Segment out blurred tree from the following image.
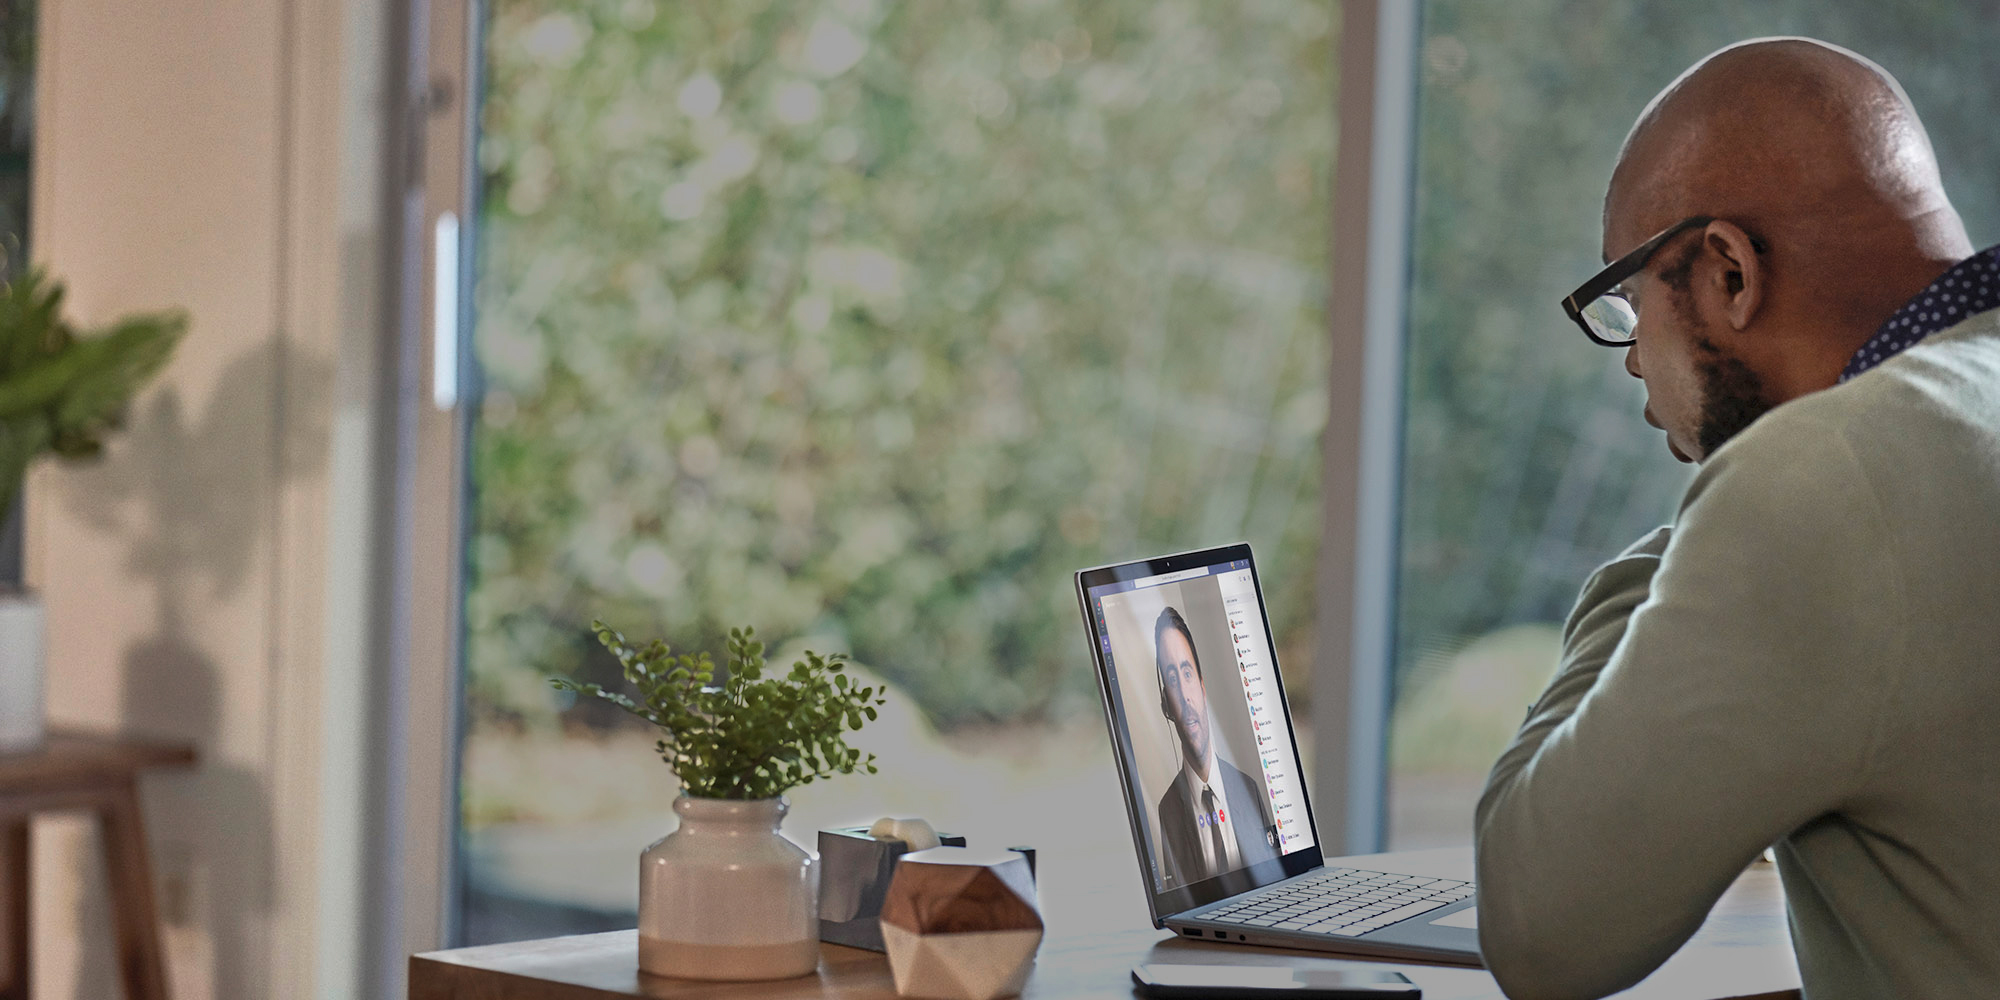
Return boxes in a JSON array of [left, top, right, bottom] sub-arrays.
[[465, 0, 2000, 756], [469, 0, 1337, 730]]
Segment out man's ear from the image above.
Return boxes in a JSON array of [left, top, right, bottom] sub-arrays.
[[1703, 220, 1763, 331]]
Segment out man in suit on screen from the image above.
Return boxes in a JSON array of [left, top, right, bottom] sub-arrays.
[[1151, 605, 1277, 889]]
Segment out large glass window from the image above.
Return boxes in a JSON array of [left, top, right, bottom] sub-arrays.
[[1388, 1, 2000, 848], [458, 0, 1337, 943]]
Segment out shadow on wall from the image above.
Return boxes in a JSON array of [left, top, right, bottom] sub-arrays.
[[57, 339, 330, 998]]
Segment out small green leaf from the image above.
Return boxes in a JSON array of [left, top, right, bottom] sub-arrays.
[[549, 623, 886, 799]]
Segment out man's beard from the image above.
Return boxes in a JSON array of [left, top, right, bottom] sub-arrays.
[[1673, 284, 1774, 457], [1693, 335, 1774, 456]]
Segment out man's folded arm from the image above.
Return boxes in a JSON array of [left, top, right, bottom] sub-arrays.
[[1474, 420, 1899, 1000]]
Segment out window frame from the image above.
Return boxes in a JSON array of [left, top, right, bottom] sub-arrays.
[[1316, 0, 1419, 856], [370, 0, 1418, 983]]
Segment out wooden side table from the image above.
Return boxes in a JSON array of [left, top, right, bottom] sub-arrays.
[[0, 730, 197, 1000]]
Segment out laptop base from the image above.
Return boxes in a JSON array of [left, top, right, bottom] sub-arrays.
[[1167, 896, 1482, 967]]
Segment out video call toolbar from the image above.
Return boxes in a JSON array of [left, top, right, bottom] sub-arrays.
[[1214, 567, 1312, 855]]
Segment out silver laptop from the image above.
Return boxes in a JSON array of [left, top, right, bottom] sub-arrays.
[[1075, 543, 1482, 965]]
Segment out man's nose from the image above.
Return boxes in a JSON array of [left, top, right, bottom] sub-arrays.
[[1624, 344, 1642, 378]]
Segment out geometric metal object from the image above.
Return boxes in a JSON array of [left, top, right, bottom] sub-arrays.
[[880, 847, 1043, 1000], [817, 826, 966, 951]]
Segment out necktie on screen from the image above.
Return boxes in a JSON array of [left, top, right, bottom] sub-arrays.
[[1202, 786, 1226, 870]]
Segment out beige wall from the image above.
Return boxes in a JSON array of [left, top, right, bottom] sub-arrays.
[[26, 0, 390, 996]]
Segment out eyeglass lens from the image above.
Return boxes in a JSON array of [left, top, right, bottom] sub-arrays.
[[1582, 293, 1638, 344]]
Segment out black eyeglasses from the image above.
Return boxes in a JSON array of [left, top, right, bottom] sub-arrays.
[[1562, 215, 1746, 347]]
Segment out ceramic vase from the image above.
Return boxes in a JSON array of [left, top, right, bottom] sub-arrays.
[[638, 794, 819, 981], [0, 589, 44, 753]]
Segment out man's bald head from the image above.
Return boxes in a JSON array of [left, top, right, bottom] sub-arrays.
[[1606, 38, 1969, 325], [1613, 39, 1946, 226], [1601, 39, 1975, 464]]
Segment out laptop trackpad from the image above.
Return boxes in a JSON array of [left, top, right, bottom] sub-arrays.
[[1431, 907, 1477, 929]]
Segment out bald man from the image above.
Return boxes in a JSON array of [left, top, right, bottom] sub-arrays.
[[1475, 38, 2000, 999]]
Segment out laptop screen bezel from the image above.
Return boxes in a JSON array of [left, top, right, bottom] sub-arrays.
[[1075, 542, 1325, 925]]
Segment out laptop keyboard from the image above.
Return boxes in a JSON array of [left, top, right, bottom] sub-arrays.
[[1200, 867, 1475, 938]]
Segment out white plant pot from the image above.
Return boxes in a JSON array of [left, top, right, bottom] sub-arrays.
[[0, 590, 45, 752], [638, 794, 819, 981]]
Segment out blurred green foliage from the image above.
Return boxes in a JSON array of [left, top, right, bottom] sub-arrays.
[[551, 623, 884, 799], [469, 0, 1336, 730], [467, 0, 2000, 744]]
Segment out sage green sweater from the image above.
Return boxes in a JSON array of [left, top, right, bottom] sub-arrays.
[[1476, 308, 2000, 1000]]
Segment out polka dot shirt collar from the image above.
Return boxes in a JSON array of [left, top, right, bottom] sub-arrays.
[[1840, 244, 2000, 383]]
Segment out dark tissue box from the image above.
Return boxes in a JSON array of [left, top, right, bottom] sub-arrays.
[[817, 826, 967, 951]]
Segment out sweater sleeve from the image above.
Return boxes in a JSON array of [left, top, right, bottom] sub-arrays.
[[1474, 417, 1900, 1000]]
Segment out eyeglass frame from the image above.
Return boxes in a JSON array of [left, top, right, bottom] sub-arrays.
[[1561, 215, 1767, 347]]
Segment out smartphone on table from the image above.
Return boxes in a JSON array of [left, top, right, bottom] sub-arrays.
[[1131, 963, 1419, 999]]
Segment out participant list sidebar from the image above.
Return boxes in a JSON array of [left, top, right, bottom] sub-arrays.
[[1218, 567, 1316, 855]]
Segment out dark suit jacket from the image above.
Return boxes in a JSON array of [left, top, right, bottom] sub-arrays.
[[1155, 757, 1278, 889]]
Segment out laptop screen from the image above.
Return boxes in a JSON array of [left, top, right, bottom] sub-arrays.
[[1077, 544, 1322, 919]]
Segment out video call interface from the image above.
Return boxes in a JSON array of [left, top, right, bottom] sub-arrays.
[[1087, 558, 1316, 893]]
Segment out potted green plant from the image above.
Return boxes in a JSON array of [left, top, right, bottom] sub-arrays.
[[553, 621, 885, 981], [0, 268, 184, 752]]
